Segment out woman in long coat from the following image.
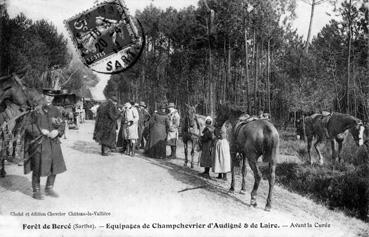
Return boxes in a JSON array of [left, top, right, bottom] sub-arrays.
[[93, 97, 120, 155], [199, 117, 215, 178], [145, 105, 168, 159]]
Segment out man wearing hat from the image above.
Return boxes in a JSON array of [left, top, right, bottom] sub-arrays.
[[93, 95, 121, 156], [137, 101, 150, 149], [166, 102, 180, 159], [23, 89, 66, 200], [122, 102, 139, 156]]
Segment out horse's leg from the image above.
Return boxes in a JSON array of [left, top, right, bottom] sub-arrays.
[[336, 138, 344, 163], [190, 140, 195, 169], [229, 152, 236, 193], [248, 153, 261, 207], [331, 140, 337, 162], [184, 140, 188, 167], [240, 154, 247, 194], [307, 136, 313, 165], [314, 136, 324, 165], [0, 159, 5, 177], [265, 152, 277, 212]]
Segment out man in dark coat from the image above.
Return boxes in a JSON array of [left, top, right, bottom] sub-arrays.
[[137, 101, 150, 149], [93, 96, 121, 156], [24, 90, 66, 200]]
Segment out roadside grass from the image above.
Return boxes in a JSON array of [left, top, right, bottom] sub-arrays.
[[271, 128, 368, 222]]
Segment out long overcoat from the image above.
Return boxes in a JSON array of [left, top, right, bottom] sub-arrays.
[[24, 105, 66, 177], [93, 100, 120, 148], [138, 107, 150, 141], [145, 111, 168, 158], [166, 110, 180, 146], [124, 107, 139, 140], [199, 125, 215, 168]]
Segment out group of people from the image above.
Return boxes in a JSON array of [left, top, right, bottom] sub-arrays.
[[93, 97, 181, 160]]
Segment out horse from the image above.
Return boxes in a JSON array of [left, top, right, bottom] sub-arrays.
[[215, 103, 279, 212], [0, 73, 44, 177], [304, 112, 364, 165], [182, 104, 206, 168]]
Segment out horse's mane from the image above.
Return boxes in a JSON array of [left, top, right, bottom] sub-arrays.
[[218, 102, 247, 118]]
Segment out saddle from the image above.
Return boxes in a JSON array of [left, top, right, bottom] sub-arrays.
[[233, 114, 266, 138]]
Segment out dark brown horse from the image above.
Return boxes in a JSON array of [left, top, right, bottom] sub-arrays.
[[182, 104, 206, 168], [0, 74, 43, 177], [215, 103, 279, 211], [304, 112, 364, 165]]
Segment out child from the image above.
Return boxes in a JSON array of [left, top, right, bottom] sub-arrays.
[[213, 123, 231, 180]]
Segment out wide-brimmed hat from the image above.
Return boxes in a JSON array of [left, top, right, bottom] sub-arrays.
[[134, 102, 139, 107], [139, 101, 146, 107], [42, 88, 60, 96], [167, 102, 175, 108], [124, 102, 131, 108]]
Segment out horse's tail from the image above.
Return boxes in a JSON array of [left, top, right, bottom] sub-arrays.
[[262, 124, 279, 163]]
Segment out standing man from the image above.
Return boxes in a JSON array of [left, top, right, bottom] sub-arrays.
[[24, 89, 66, 200], [166, 102, 180, 159], [93, 96, 120, 156], [137, 101, 150, 149], [124, 102, 139, 156]]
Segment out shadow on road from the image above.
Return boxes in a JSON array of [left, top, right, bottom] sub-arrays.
[[138, 154, 251, 208], [70, 140, 100, 155], [0, 174, 32, 197]]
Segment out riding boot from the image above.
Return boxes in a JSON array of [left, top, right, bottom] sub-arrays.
[[130, 142, 135, 157], [32, 174, 43, 200], [101, 145, 106, 156], [201, 167, 210, 175], [45, 175, 59, 198], [222, 173, 228, 181], [170, 146, 177, 159]]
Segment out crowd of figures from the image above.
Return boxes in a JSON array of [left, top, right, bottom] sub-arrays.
[[92, 96, 272, 181], [92, 98, 181, 159]]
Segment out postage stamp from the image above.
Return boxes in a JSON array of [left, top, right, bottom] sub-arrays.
[[64, 0, 145, 74]]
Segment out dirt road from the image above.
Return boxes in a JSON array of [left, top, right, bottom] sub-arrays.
[[0, 121, 368, 237]]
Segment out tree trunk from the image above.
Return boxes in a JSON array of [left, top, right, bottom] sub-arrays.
[[227, 41, 232, 103], [305, 0, 316, 53], [267, 39, 271, 115], [244, 24, 250, 113], [254, 42, 258, 115], [346, 0, 352, 114]]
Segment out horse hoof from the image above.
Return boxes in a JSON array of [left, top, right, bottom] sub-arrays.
[[190, 163, 194, 169], [250, 200, 257, 207], [0, 170, 6, 178], [183, 162, 187, 167], [264, 206, 271, 212], [228, 188, 235, 194], [239, 190, 246, 195]]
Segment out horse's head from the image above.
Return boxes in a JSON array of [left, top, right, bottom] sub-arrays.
[[215, 102, 245, 128], [349, 120, 366, 146], [185, 103, 198, 128], [0, 74, 29, 108]]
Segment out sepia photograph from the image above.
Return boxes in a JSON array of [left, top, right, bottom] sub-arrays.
[[0, 0, 368, 236]]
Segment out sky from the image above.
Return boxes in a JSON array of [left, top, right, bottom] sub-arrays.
[[5, 0, 336, 100]]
